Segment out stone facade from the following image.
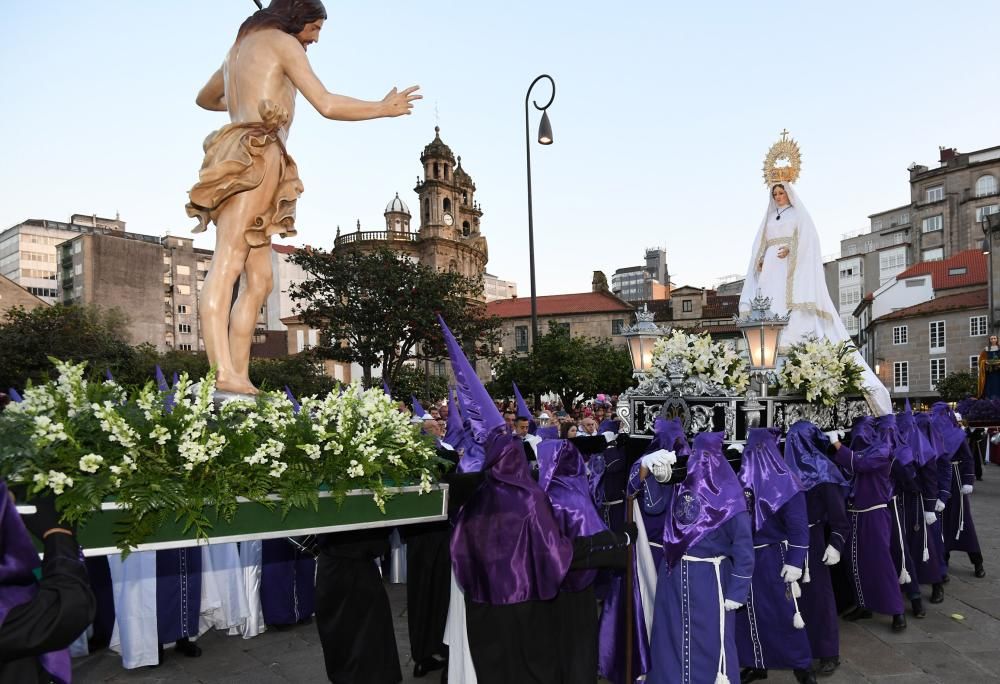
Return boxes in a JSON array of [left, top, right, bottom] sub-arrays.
[[825, 144, 1000, 337], [0, 274, 48, 316], [871, 289, 988, 400]]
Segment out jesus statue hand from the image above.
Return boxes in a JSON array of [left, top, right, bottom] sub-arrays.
[[381, 85, 422, 117], [777, 246, 790, 259]]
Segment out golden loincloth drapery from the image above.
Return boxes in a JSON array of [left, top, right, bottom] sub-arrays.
[[185, 100, 304, 248]]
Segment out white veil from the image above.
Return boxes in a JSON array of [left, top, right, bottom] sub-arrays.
[[739, 183, 838, 323]]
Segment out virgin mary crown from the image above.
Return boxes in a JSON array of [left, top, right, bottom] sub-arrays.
[[762, 129, 802, 186]]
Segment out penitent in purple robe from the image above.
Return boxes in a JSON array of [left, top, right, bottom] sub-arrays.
[[782, 421, 850, 661], [260, 539, 316, 626], [736, 429, 811, 672], [899, 408, 946, 588], [930, 404, 981, 558], [829, 418, 904, 616], [647, 431, 754, 684]]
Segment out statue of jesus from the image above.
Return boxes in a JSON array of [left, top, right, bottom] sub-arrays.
[[186, 0, 420, 394]]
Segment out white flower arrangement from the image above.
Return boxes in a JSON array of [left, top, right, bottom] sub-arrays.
[[649, 330, 749, 393], [0, 359, 438, 551], [777, 337, 867, 407]]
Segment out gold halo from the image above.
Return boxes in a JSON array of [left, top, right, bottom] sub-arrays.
[[762, 130, 802, 186]]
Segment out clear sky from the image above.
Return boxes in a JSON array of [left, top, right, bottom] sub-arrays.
[[3, 1, 998, 295]]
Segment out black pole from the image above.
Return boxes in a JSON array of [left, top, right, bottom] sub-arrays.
[[525, 74, 555, 354]]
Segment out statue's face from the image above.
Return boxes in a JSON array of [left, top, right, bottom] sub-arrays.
[[296, 19, 325, 50], [772, 185, 790, 207]]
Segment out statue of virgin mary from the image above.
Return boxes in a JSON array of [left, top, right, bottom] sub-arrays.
[[740, 136, 892, 415]]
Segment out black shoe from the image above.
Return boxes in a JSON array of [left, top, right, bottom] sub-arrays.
[[794, 668, 818, 684], [930, 583, 945, 603], [818, 657, 840, 675], [911, 597, 926, 618], [892, 613, 907, 632], [174, 637, 202, 658], [975, 564, 986, 578], [942, 574, 951, 584], [413, 657, 446, 678], [740, 668, 768, 683], [844, 606, 872, 621]]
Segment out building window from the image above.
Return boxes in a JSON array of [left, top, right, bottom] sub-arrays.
[[839, 286, 861, 309], [925, 185, 944, 203], [929, 320, 946, 352], [922, 247, 944, 262], [611, 319, 624, 335], [975, 175, 998, 198], [930, 358, 947, 389], [843, 316, 859, 335], [893, 325, 908, 345], [179, 343, 193, 351], [682, 299, 693, 313], [898, 212, 910, 225], [462, 221, 471, 236], [878, 247, 907, 286], [176, 264, 190, 276], [893, 361, 909, 391], [976, 205, 999, 223], [971, 315, 988, 336], [514, 325, 529, 352], [872, 218, 883, 231], [921, 215, 943, 233], [177, 304, 188, 314], [178, 323, 192, 334], [839, 258, 861, 282], [177, 284, 191, 295], [845, 244, 858, 256], [971, 355, 980, 378], [433, 361, 446, 377]]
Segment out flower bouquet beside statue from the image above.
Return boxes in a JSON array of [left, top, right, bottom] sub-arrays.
[[650, 329, 749, 395], [0, 359, 439, 552], [777, 337, 868, 407]]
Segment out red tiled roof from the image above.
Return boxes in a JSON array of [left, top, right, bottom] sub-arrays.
[[486, 291, 634, 318], [874, 289, 987, 322], [271, 243, 298, 254], [895, 250, 986, 290], [688, 323, 742, 335], [701, 295, 740, 319]]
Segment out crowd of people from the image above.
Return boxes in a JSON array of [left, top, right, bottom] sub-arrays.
[[0, 352, 991, 684]]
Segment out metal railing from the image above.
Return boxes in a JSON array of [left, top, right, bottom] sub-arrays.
[[335, 230, 420, 247]]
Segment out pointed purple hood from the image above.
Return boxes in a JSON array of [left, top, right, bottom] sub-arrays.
[[450, 433, 573, 604], [438, 315, 505, 446], [783, 421, 848, 491], [446, 390, 485, 473], [897, 400, 934, 467], [876, 413, 912, 466], [512, 382, 537, 434], [738, 428, 805, 531], [411, 395, 426, 418], [930, 402, 967, 456], [662, 432, 746, 568]]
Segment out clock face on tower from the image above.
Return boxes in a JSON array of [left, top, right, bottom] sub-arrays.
[[443, 212, 454, 226]]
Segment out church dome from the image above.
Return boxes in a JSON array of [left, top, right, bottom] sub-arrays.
[[384, 192, 410, 215], [453, 156, 473, 184], [421, 126, 455, 163]]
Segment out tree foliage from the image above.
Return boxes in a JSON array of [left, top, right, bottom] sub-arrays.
[[288, 247, 500, 386], [489, 323, 635, 409], [935, 370, 978, 402], [0, 305, 335, 398], [387, 364, 450, 406]]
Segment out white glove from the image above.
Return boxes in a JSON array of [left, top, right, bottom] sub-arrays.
[[923, 511, 937, 525], [780, 564, 803, 583], [728, 443, 745, 454], [640, 449, 677, 470], [824, 430, 844, 446], [821, 545, 841, 566], [961, 484, 974, 495], [602, 431, 617, 443], [934, 499, 946, 513], [724, 599, 743, 611], [954, 412, 964, 422]]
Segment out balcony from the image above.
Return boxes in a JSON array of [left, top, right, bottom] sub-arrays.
[[334, 230, 420, 248]]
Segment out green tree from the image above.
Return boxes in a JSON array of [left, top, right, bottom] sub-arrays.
[[249, 354, 337, 398], [935, 370, 978, 402], [0, 305, 135, 391], [288, 247, 500, 387], [388, 364, 449, 405], [490, 323, 635, 409]]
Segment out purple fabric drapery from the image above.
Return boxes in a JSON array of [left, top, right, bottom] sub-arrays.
[[738, 428, 805, 531], [783, 421, 848, 491]]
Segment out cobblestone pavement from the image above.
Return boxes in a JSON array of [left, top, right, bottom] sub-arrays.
[[76, 464, 1000, 683]]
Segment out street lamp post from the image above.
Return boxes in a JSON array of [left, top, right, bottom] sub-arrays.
[[983, 212, 998, 331], [525, 74, 555, 352]]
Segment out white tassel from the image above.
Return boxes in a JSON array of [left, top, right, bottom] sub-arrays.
[[922, 548, 930, 562], [803, 563, 811, 584], [899, 568, 911, 585], [715, 673, 730, 684], [793, 611, 805, 629], [790, 580, 802, 598]]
